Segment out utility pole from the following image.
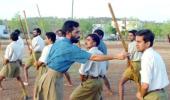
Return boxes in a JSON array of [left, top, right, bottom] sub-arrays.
[[71, 0, 74, 19]]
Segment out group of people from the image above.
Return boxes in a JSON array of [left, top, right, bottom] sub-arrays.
[[0, 20, 169, 100]]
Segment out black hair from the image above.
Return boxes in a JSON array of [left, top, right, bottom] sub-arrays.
[[93, 29, 104, 38], [86, 34, 100, 46], [56, 29, 64, 37], [62, 20, 79, 36], [14, 29, 21, 35], [10, 32, 18, 41], [136, 29, 155, 47], [33, 28, 41, 35], [46, 32, 56, 43], [128, 30, 137, 36]]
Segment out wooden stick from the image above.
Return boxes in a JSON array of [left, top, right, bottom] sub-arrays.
[[18, 15, 31, 52], [36, 4, 45, 34], [108, 3, 128, 52], [108, 2, 141, 97], [0, 40, 4, 63], [23, 10, 37, 63]]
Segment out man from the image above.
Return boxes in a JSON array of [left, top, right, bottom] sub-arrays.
[[0, 32, 28, 99], [94, 29, 113, 95], [23, 28, 45, 85], [14, 29, 24, 50], [56, 29, 64, 41], [33, 32, 56, 99], [35, 32, 56, 84], [70, 34, 107, 100], [136, 29, 169, 100], [119, 30, 142, 100], [56, 29, 73, 86], [167, 34, 170, 43], [34, 20, 127, 100]]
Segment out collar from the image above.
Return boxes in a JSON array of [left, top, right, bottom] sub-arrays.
[[88, 47, 98, 52]]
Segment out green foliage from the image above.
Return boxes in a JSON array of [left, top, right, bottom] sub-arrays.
[[0, 19, 3, 24], [104, 22, 116, 35], [79, 19, 93, 38], [3, 16, 170, 39], [161, 21, 170, 35], [8, 13, 20, 31], [142, 21, 170, 37], [143, 22, 162, 36]]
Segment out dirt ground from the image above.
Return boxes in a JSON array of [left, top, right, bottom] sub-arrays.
[[0, 40, 170, 100]]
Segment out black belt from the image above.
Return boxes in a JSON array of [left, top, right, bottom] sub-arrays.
[[146, 88, 164, 96], [35, 51, 41, 53], [149, 88, 164, 92], [9, 61, 17, 63], [87, 76, 99, 79]]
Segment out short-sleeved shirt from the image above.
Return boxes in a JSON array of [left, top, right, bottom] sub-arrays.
[[128, 41, 142, 61], [17, 36, 24, 49], [47, 38, 91, 73], [98, 40, 107, 55], [32, 35, 45, 52], [56, 36, 64, 42], [140, 48, 169, 92], [79, 47, 107, 77], [5, 41, 23, 61], [39, 44, 53, 64]]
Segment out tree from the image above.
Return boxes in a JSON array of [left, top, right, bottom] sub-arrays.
[[79, 19, 93, 39]]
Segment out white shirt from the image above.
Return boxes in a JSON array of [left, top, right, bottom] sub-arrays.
[[17, 36, 24, 49], [140, 48, 169, 91], [4, 41, 23, 61], [128, 41, 142, 61], [56, 36, 64, 42], [39, 44, 53, 64], [79, 47, 107, 77], [32, 35, 45, 52]]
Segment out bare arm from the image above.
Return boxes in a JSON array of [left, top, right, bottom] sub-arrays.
[[140, 83, 149, 97], [34, 61, 44, 70], [3, 59, 9, 65], [89, 53, 127, 61], [136, 83, 149, 100]]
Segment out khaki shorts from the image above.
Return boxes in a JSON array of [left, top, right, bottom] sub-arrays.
[[0, 61, 20, 78], [70, 79, 103, 100], [123, 61, 141, 82], [144, 89, 168, 100], [25, 52, 41, 68], [34, 65, 47, 86], [34, 68, 64, 100]]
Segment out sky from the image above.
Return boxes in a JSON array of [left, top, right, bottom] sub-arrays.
[[0, 0, 170, 22]]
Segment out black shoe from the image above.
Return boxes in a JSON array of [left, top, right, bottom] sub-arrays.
[[23, 95, 29, 100]]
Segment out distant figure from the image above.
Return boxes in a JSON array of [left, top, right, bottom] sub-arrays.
[[168, 34, 170, 43], [23, 28, 45, 85], [119, 30, 142, 100], [56, 29, 64, 41]]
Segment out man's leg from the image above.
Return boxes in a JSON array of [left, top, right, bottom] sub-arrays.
[[103, 76, 113, 95], [23, 65, 29, 85], [16, 76, 28, 99], [64, 72, 73, 86], [0, 76, 5, 90], [118, 76, 129, 100]]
